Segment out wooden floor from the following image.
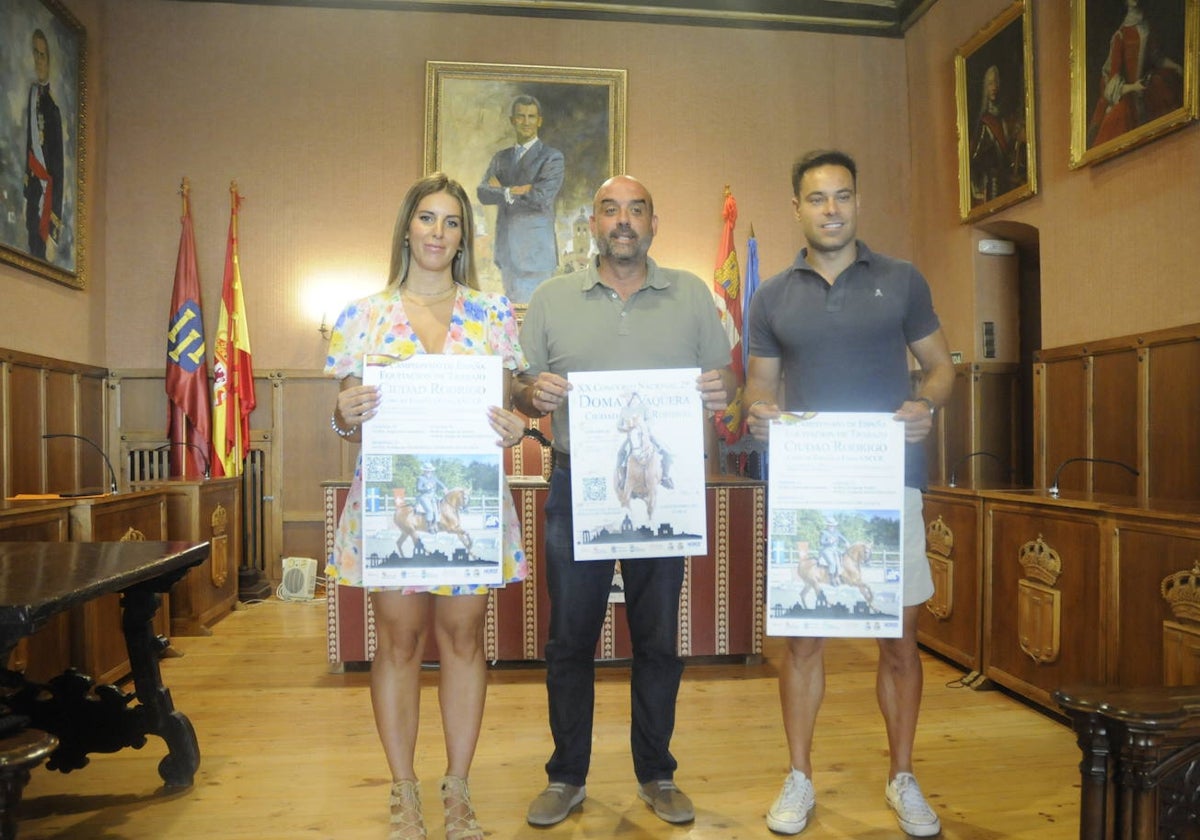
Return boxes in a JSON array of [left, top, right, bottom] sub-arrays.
[[18, 596, 1084, 839]]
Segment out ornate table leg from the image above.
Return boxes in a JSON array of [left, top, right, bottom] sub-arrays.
[[121, 586, 199, 788], [1066, 708, 1113, 840]]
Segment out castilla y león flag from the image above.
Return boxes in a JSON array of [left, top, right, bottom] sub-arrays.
[[212, 184, 255, 477], [165, 180, 212, 479]]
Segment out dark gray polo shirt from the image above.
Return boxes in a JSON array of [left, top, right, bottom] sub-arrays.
[[747, 240, 941, 488]]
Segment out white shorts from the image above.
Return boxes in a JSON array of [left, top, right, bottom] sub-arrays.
[[902, 487, 935, 607]]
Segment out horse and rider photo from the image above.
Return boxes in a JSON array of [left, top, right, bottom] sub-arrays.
[[565, 371, 710, 562], [360, 453, 504, 587], [766, 508, 903, 637]]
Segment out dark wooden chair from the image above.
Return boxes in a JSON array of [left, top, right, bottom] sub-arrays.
[[0, 723, 58, 840]]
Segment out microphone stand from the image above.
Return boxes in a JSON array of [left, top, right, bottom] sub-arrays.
[[1048, 457, 1139, 498], [157, 442, 212, 480], [947, 450, 1006, 488], [43, 433, 119, 495]]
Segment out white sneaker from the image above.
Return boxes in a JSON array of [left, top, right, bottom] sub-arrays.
[[766, 770, 815, 835], [885, 772, 941, 837]]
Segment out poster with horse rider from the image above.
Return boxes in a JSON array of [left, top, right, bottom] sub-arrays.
[[766, 412, 905, 638], [359, 354, 505, 588], [566, 368, 708, 562]]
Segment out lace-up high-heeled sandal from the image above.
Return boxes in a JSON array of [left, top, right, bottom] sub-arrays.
[[439, 775, 484, 840], [388, 779, 427, 840]]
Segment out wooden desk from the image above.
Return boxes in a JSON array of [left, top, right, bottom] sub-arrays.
[[0, 540, 208, 833], [129, 478, 241, 635], [324, 476, 767, 669]]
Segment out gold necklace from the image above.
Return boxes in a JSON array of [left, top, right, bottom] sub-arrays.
[[401, 284, 457, 306]]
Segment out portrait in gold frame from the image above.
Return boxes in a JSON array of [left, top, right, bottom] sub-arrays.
[[424, 61, 626, 307], [1, 0, 87, 289], [1069, 0, 1198, 168], [954, 0, 1038, 224]]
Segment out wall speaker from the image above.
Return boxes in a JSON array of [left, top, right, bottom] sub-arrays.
[[278, 556, 317, 601]]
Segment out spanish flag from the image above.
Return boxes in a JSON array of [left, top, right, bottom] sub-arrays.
[[713, 186, 745, 444], [212, 183, 255, 477]]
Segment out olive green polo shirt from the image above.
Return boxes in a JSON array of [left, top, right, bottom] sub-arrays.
[[519, 257, 732, 453]]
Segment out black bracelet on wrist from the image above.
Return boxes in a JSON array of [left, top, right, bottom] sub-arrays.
[[331, 413, 359, 439], [915, 396, 937, 416]]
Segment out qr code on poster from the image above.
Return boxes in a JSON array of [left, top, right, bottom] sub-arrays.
[[363, 455, 393, 482], [583, 477, 607, 501]]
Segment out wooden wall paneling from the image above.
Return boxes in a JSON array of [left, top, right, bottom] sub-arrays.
[[1114, 516, 1200, 687], [1090, 350, 1139, 496], [1040, 358, 1090, 494], [8, 363, 45, 495], [275, 371, 340, 569], [918, 490, 983, 672], [44, 371, 79, 491], [976, 365, 1020, 486], [1148, 341, 1200, 500], [1031, 362, 1045, 488], [931, 364, 973, 486], [983, 500, 1108, 710]]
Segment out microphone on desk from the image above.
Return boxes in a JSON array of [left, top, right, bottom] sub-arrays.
[[1048, 457, 1139, 498], [42, 433, 119, 495], [156, 442, 212, 480], [948, 450, 1007, 488]]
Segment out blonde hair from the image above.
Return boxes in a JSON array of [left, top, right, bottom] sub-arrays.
[[387, 173, 479, 290]]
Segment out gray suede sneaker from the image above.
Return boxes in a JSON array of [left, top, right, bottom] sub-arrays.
[[526, 782, 586, 826], [638, 779, 695, 824]]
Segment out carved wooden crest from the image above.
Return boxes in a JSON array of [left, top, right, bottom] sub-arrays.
[[1017, 535, 1061, 664], [210, 503, 229, 588], [924, 516, 954, 620], [1161, 560, 1200, 624]]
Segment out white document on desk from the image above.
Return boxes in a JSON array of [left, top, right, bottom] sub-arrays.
[[360, 354, 504, 588], [766, 412, 905, 638], [566, 368, 707, 561]]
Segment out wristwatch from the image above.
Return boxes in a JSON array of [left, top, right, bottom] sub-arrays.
[[915, 396, 936, 417]]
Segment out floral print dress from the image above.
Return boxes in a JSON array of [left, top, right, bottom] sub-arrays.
[[324, 284, 529, 594]]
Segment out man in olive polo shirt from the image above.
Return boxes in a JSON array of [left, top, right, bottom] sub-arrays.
[[514, 175, 733, 827]]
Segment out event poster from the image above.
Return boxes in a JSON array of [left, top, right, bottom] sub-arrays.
[[766, 412, 905, 638], [360, 354, 504, 588], [567, 368, 707, 561]]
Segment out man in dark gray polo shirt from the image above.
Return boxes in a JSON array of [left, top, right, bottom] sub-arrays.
[[745, 149, 954, 837], [514, 175, 733, 828]]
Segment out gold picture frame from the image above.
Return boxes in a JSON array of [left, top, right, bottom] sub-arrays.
[[1069, 0, 1199, 168], [424, 61, 626, 305], [955, 0, 1038, 223], [1, 0, 87, 289]]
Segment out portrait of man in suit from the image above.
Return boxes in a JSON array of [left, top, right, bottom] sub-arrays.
[[24, 27, 65, 264], [2, 0, 84, 287], [477, 95, 565, 303]]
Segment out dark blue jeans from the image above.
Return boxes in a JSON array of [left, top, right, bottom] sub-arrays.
[[542, 465, 685, 787]]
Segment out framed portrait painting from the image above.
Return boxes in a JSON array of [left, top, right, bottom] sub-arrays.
[[955, 0, 1038, 223], [1, 0, 87, 289], [1069, 0, 1199, 168], [425, 61, 626, 306]]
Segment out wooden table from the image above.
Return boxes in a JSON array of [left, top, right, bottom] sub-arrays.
[[1055, 684, 1200, 840], [0, 541, 209, 835]]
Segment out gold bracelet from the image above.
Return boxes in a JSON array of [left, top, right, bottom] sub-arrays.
[[330, 413, 359, 439]]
